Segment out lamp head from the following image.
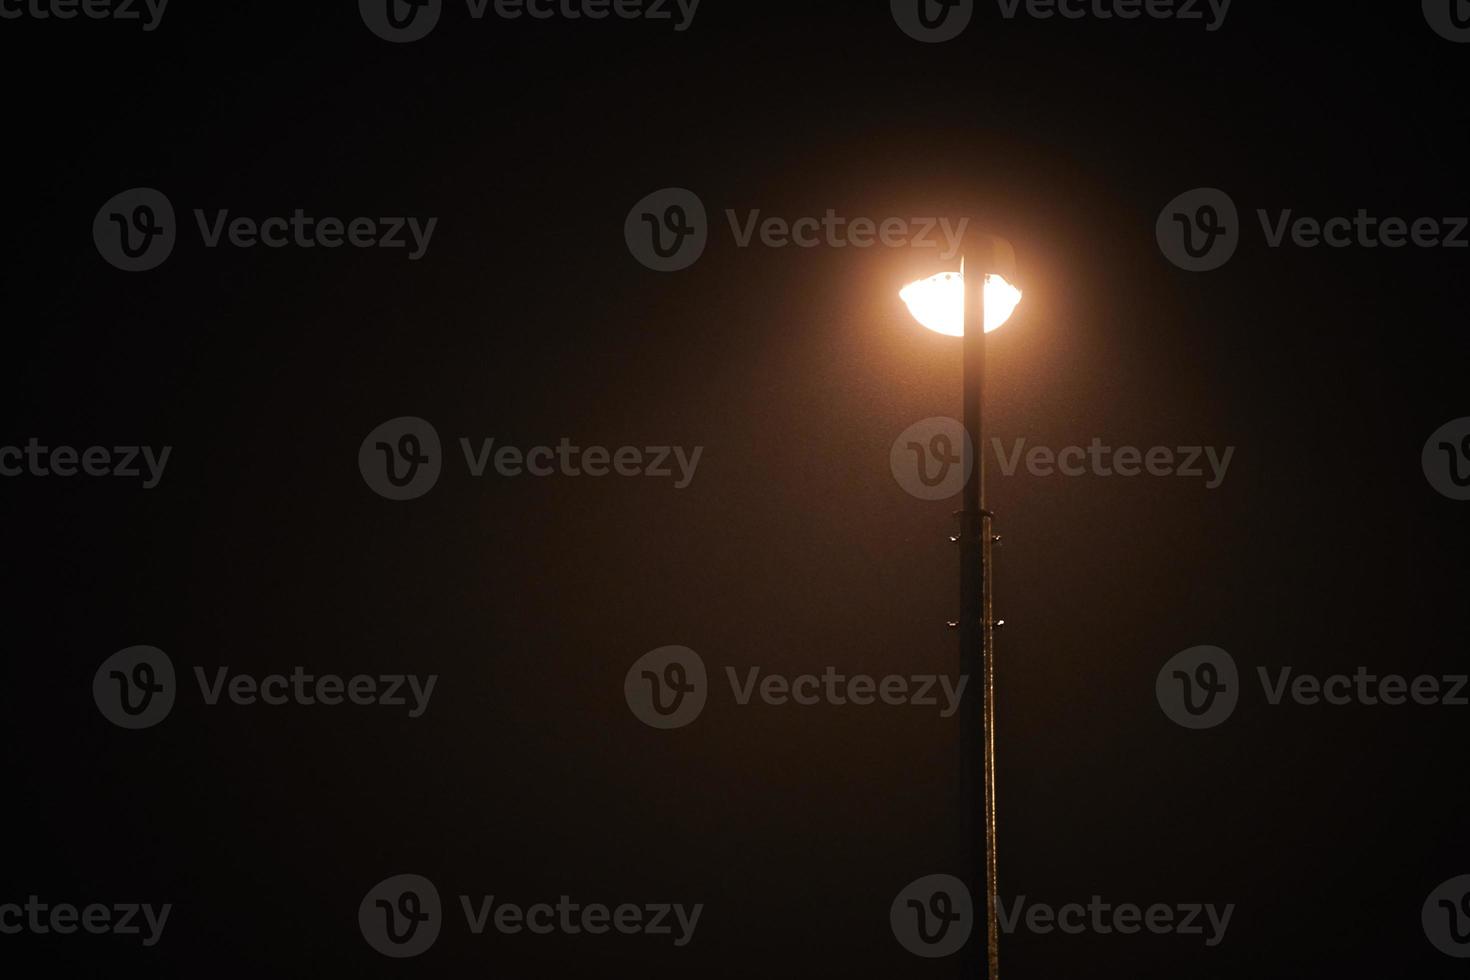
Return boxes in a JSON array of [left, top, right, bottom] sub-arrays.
[[899, 266, 1022, 336]]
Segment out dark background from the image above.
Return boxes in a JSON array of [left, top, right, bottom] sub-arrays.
[[2, 1, 1467, 976]]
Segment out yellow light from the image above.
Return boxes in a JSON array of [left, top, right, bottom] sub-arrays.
[[899, 271, 1022, 336]]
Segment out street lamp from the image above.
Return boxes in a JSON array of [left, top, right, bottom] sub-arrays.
[[899, 238, 1020, 980]]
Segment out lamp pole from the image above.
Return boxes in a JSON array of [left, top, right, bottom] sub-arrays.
[[959, 241, 1000, 979]]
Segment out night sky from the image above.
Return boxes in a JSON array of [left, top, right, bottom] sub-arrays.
[[2, 2, 1468, 977]]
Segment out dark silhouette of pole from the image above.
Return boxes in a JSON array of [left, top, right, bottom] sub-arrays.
[[959, 242, 1000, 979]]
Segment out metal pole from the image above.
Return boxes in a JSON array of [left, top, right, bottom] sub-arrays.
[[959, 242, 999, 979]]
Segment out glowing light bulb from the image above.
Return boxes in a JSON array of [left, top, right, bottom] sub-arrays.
[[899, 271, 1022, 335]]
